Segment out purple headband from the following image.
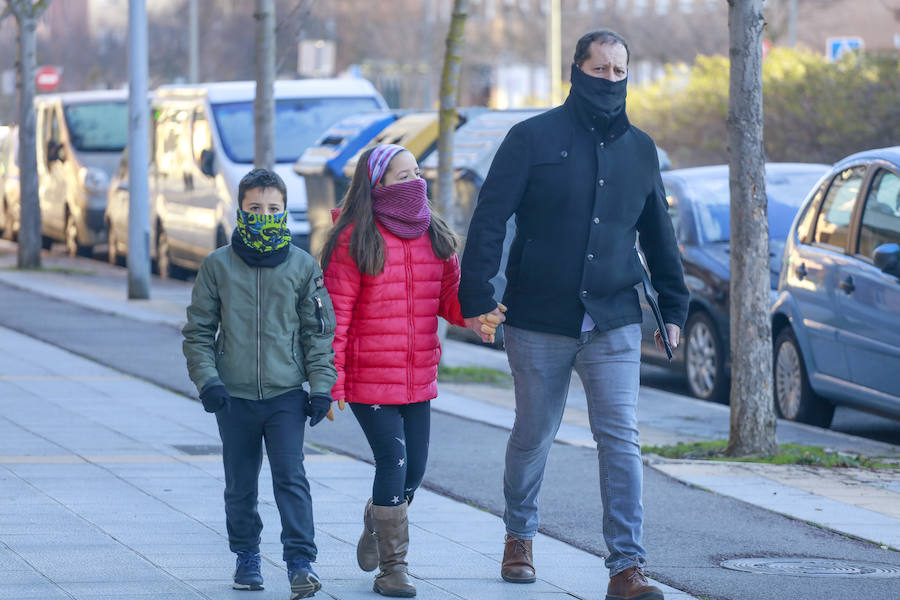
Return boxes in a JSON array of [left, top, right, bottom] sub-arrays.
[[367, 144, 406, 188]]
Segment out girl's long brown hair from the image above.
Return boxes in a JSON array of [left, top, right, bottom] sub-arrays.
[[320, 148, 458, 276]]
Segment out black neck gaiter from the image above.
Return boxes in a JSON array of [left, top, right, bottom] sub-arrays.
[[569, 63, 628, 134]]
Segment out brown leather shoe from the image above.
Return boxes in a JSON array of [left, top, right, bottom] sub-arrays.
[[605, 566, 664, 600], [501, 534, 535, 583]]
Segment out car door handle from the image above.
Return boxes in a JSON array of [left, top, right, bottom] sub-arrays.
[[839, 275, 855, 294], [795, 263, 807, 280]]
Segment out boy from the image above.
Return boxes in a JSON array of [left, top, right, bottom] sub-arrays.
[[183, 168, 337, 599]]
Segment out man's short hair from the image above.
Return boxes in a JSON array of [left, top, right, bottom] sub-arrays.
[[573, 29, 630, 67], [238, 168, 287, 209]]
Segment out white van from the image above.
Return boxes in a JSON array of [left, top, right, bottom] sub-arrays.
[[35, 90, 128, 255], [138, 79, 386, 275]]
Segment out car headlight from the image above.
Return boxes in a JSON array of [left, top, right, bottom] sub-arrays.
[[81, 167, 110, 194]]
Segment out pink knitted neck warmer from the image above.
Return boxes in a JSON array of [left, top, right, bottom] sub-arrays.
[[371, 179, 431, 239]]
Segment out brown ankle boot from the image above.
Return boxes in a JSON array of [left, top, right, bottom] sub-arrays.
[[501, 534, 535, 583], [357, 498, 379, 572], [371, 502, 416, 598], [605, 566, 664, 600]]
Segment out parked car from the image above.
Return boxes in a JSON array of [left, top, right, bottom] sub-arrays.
[[106, 79, 386, 275], [771, 146, 900, 427], [640, 163, 830, 403], [35, 90, 128, 256], [0, 125, 19, 241]]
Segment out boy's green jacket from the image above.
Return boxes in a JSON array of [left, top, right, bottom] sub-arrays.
[[182, 245, 338, 400]]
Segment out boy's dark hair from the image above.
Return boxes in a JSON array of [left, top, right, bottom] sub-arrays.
[[238, 168, 287, 210], [320, 147, 458, 275], [573, 29, 630, 67]]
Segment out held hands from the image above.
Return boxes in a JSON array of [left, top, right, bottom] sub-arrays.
[[463, 303, 508, 344], [654, 323, 681, 353], [306, 393, 333, 427]]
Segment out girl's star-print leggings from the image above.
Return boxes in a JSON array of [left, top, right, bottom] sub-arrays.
[[350, 400, 430, 507]]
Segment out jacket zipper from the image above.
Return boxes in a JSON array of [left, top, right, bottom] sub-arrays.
[[403, 239, 413, 403], [313, 296, 326, 334], [256, 267, 262, 400]]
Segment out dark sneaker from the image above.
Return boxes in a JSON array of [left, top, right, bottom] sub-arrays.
[[233, 550, 264, 591], [287, 558, 322, 599]]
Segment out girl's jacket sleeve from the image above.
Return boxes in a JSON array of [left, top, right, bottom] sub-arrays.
[[439, 253, 466, 327]]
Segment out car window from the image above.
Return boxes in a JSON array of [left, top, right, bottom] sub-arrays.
[[813, 166, 866, 250], [191, 108, 212, 165], [857, 169, 900, 259], [63, 102, 128, 152]]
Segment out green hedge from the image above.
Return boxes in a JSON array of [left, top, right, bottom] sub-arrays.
[[629, 47, 900, 167]]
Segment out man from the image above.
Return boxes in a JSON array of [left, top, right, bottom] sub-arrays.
[[459, 30, 689, 600]]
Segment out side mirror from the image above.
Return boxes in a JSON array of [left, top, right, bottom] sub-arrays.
[[873, 243, 900, 278], [199, 148, 216, 177]]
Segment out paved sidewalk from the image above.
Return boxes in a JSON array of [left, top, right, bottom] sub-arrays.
[[2, 244, 899, 555], [0, 326, 693, 600]]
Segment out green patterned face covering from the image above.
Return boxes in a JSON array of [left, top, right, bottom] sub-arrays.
[[235, 209, 291, 254]]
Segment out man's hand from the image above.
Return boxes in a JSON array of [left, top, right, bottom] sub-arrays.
[[463, 303, 507, 343], [654, 323, 681, 352]]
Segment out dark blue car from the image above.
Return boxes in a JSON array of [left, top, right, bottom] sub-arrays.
[[771, 147, 900, 427], [640, 163, 830, 403]]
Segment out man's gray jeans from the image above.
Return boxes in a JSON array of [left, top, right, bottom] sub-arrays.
[[502, 323, 645, 575]]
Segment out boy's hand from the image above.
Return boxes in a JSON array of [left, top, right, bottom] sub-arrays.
[[307, 393, 333, 427], [199, 384, 230, 413]]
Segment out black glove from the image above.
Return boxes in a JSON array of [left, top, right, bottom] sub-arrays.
[[199, 384, 230, 413], [306, 393, 333, 427]]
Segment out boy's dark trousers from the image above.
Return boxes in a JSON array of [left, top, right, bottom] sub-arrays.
[[215, 392, 316, 562]]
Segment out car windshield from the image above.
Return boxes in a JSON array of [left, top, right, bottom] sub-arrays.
[[689, 168, 827, 244], [63, 102, 128, 152], [211, 97, 381, 164]]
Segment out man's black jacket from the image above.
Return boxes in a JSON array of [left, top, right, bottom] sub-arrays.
[[459, 96, 689, 338]]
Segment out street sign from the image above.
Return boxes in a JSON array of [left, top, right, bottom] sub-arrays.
[[826, 36, 863, 62], [35, 65, 61, 92]]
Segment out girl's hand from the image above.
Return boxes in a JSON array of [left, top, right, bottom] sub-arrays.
[[326, 399, 346, 422]]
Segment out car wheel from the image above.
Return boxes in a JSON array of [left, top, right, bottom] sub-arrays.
[[156, 228, 172, 279], [0, 199, 10, 241], [65, 211, 92, 257], [216, 226, 228, 249], [107, 223, 123, 266], [773, 327, 835, 428], [684, 311, 728, 403]]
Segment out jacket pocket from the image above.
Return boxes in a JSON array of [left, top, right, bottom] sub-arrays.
[[312, 294, 335, 335]]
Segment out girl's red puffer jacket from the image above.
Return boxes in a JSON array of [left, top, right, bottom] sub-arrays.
[[324, 220, 465, 405]]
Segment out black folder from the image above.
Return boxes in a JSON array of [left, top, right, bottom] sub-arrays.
[[638, 253, 673, 361]]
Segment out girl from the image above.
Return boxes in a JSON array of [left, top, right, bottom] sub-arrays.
[[321, 145, 489, 598]]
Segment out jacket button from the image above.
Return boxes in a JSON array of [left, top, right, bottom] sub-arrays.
[[560, 150, 568, 158], [598, 179, 605, 186], [587, 254, 594, 261], [600, 142, 605, 148], [582, 290, 589, 297], [593, 217, 600, 224]]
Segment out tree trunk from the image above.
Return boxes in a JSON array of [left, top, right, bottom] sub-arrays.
[[436, 0, 468, 233], [726, 0, 777, 456], [254, 0, 275, 170], [14, 9, 41, 269]]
